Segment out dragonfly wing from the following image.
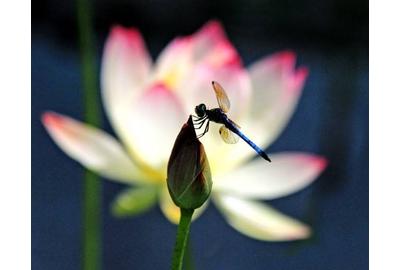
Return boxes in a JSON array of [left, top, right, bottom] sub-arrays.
[[219, 126, 239, 144], [212, 81, 230, 113]]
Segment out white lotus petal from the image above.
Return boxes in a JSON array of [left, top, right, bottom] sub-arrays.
[[101, 25, 151, 100], [213, 193, 311, 241], [214, 152, 327, 199], [101, 26, 153, 165], [159, 186, 209, 224], [247, 51, 308, 148], [126, 83, 186, 169], [42, 112, 150, 184], [152, 37, 193, 88]]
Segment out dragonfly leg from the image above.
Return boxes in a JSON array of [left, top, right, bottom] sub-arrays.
[[197, 120, 210, 139], [194, 118, 207, 130], [193, 115, 207, 123], [193, 120, 205, 127]]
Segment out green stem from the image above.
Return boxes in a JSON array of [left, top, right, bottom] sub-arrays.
[[82, 171, 101, 270], [183, 237, 196, 270], [76, 0, 101, 269], [171, 208, 194, 270]]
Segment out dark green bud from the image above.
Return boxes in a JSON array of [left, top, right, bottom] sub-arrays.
[[167, 116, 212, 209]]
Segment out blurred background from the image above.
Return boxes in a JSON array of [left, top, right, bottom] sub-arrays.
[[32, 0, 368, 269]]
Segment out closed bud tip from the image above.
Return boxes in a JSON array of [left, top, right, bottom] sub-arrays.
[[167, 116, 212, 209]]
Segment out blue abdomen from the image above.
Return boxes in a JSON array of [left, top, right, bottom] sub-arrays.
[[226, 120, 271, 162]]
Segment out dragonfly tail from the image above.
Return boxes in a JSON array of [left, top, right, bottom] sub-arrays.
[[258, 149, 272, 162], [228, 123, 271, 162]]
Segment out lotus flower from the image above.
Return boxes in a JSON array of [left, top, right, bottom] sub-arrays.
[[42, 21, 327, 241]]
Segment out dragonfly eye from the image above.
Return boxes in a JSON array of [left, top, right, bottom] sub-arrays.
[[195, 103, 206, 117]]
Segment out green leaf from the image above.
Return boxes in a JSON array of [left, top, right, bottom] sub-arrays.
[[111, 186, 158, 217]]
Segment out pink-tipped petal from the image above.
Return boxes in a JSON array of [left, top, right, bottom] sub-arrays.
[[125, 83, 187, 168], [190, 20, 240, 67], [196, 20, 225, 41], [42, 112, 150, 184], [214, 152, 327, 200], [291, 66, 309, 93], [273, 50, 296, 70], [213, 194, 311, 241], [101, 26, 153, 155], [102, 25, 152, 86], [218, 51, 309, 168], [171, 20, 246, 114], [246, 51, 308, 146], [152, 20, 241, 89], [187, 21, 242, 77]]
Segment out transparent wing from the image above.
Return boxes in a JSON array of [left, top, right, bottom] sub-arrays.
[[219, 126, 239, 144], [212, 81, 230, 113]]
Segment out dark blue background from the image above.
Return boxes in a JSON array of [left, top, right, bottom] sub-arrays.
[[32, 1, 368, 269]]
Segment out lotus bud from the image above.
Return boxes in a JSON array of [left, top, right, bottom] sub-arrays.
[[167, 116, 212, 209]]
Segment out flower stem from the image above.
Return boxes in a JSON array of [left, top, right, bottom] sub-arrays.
[[183, 237, 196, 270], [171, 208, 194, 270], [82, 171, 101, 270], [76, 0, 102, 269]]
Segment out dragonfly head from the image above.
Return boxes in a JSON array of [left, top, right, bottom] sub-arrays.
[[195, 103, 207, 117]]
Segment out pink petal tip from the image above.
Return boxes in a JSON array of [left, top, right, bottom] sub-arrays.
[[276, 50, 296, 69], [289, 66, 309, 92], [107, 25, 148, 58], [311, 156, 328, 172], [41, 111, 64, 128], [200, 20, 225, 37], [110, 25, 142, 44]]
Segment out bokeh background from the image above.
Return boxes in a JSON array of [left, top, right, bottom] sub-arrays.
[[32, 0, 368, 269]]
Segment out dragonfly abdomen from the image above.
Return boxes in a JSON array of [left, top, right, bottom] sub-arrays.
[[226, 121, 271, 162]]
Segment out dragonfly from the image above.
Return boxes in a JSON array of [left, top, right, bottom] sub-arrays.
[[193, 81, 271, 162]]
